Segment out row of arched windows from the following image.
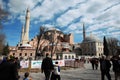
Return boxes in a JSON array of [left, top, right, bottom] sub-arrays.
[[12, 53, 33, 56], [64, 55, 75, 59]]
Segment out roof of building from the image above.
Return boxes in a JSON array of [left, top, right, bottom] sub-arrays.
[[57, 52, 76, 54], [45, 27, 63, 34], [20, 44, 32, 47], [47, 27, 60, 31], [83, 35, 101, 42]]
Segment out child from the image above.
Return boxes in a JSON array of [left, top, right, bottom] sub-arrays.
[[53, 61, 61, 80], [23, 72, 29, 80]]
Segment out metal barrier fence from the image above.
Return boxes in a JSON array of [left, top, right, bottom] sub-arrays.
[[64, 60, 85, 68], [19, 59, 85, 72]]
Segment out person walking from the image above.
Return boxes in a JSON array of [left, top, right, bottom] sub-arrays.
[[111, 55, 120, 80], [41, 53, 54, 80], [94, 59, 99, 70], [100, 55, 111, 80], [90, 58, 95, 70], [53, 61, 61, 80]]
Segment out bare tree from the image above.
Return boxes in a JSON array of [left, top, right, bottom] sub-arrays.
[[0, 7, 9, 54], [49, 30, 56, 58], [107, 37, 119, 56], [35, 26, 46, 60]]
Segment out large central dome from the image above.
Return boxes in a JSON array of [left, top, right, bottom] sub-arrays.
[[47, 27, 60, 31]]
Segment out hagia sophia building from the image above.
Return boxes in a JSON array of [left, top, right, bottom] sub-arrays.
[[9, 8, 104, 60], [9, 8, 76, 60]]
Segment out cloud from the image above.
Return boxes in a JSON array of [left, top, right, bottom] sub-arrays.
[[7, 0, 43, 23], [0, 0, 3, 8], [8, 0, 38, 14], [31, 0, 86, 22], [1, 0, 120, 46]]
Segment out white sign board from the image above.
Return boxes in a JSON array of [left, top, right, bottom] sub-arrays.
[[31, 60, 42, 68], [21, 60, 65, 69], [20, 61, 29, 68]]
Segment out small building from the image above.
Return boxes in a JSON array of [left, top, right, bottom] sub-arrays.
[[9, 44, 35, 60], [56, 52, 76, 60]]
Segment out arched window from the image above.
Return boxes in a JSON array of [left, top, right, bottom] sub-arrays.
[[30, 53, 32, 56], [99, 53, 100, 56], [19, 53, 22, 56], [65, 55, 67, 59], [72, 56, 74, 59], [13, 53, 15, 56], [68, 55, 71, 59], [25, 53, 27, 56]]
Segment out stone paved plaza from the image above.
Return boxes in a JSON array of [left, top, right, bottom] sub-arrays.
[[19, 63, 115, 80]]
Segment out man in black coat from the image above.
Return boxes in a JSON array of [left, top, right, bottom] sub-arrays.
[[0, 56, 18, 80], [41, 53, 54, 80], [111, 56, 120, 80], [100, 55, 111, 80]]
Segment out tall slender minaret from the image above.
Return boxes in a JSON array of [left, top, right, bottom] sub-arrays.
[[83, 23, 86, 40], [20, 25, 24, 43], [22, 8, 30, 44]]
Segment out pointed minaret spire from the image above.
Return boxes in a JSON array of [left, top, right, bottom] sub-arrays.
[[22, 8, 30, 44], [27, 7, 30, 12], [83, 23, 86, 40]]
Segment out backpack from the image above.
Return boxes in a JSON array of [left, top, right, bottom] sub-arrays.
[[54, 66, 60, 75]]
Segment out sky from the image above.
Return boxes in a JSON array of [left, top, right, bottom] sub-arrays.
[[0, 0, 120, 46]]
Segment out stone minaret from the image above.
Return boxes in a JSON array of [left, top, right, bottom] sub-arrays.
[[20, 25, 24, 44], [22, 8, 30, 44], [83, 23, 86, 40]]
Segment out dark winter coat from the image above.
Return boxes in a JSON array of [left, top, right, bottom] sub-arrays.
[[41, 57, 54, 72], [0, 61, 18, 80], [100, 59, 111, 72], [112, 59, 120, 72]]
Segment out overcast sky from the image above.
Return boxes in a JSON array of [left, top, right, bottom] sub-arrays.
[[1, 0, 120, 46]]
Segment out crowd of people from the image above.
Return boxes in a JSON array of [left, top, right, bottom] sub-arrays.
[[0, 56, 21, 80], [90, 55, 120, 80], [0, 55, 32, 80], [0, 54, 120, 80], [41, 53, 120, 80]]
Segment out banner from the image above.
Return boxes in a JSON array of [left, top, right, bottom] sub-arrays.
[[20, 60, 65, 69], [31, 60, 42, 68], [20, 60, 29, 68]]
